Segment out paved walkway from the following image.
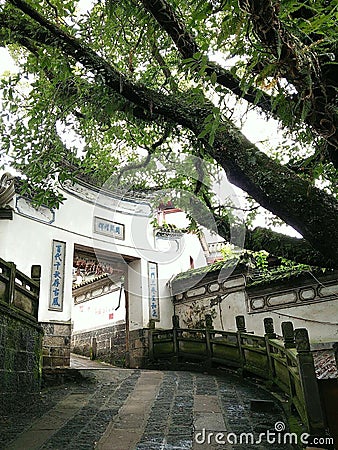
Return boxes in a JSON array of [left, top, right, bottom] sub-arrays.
[[1, 355, 294, 450]]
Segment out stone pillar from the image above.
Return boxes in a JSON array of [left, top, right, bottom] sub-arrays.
[[172, 315, 180, 329], [41, 321, 71, 368], [333, 342, 338, 369], [6, 262, 16, 306], [263, 317, 276, 381], [282, 322, 296, 349], [205, 314, 213, 330], [235, 315, 246, 333], [31, 265, 41, 283], [90, 337, 97, 360], [205, 314, 214, 366], [30, 265, 41, 320], [295, 328, 326, 434], [128, 329, 150, 368], [235, 316, 246, 371], [264, 317, 276, 339]]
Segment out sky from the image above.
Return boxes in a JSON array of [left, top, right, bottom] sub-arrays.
[[0, 48, 17, 75]]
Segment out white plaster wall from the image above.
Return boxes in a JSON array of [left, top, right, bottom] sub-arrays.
[[163, 211, 189, 228], [72, 286, 125, 333], [174, 279, 247, 331], [144, 233, 206, 329], [1, 209, 75, 323], [157, 275, 174, 329], [0, 183, 206, 329], [128, 259, 143, 331], [175, 285, 338, 343], [245, 299, 338, 343]]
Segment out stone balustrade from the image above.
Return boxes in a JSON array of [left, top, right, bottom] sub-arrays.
[[149, 315, 327, 437]]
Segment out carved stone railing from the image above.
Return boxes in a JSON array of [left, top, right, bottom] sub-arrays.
[[0, 257, 40, 320], [149, 315, 326, 436], [0, 172, 15, 219], [0, 172, 15, 207], [0, 257, 43, 413]]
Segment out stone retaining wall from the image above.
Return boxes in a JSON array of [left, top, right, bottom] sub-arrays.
[[71, 321, 126, 366], [41, 321, 71, 368], [128, 328, 150, 368], [0, 302, 43, 413]]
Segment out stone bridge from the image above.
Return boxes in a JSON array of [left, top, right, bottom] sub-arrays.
[[149, 314, 332, 440]]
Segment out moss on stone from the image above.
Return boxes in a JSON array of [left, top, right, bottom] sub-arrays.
[[172, 257, 244, 282], [172, 249, 332, 291]]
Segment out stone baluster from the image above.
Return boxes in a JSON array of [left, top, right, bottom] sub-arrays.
[[172, 314, 180, 329], [263, 318, 276, 381], [205, 314, 213, 330], [31, 265, 41, 320], [205, 314, 214, 367], [282, 322, 296, 349], [264, 317, 276, 339], [6, 262, 16, 306], [31, 265, 41, 284], [295, 328, 326, 434], [235, 315, 246, 370], [172, 315, 179, 358], [235, 315, 246, 333]]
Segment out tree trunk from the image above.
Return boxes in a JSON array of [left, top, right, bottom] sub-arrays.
[[3, 0, 338, 266]]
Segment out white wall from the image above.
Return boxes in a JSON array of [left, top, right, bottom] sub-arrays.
[[128, 259, 144, 330], [72, 286, 125, 333], [1, 207, 75, 323], [174, 277, 338, 343], [0, 178, 206, 329], [246, 299, 338, 343]]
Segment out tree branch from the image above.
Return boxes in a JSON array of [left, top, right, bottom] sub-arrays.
[[150, 39, 178, 91], [140, 0, 337, 166], [238, 0, 338, 166], [213, 213, 334, 268], [3, 0, 338, 266], [117, 123, 172, 182], [139, 0, 273, 113]]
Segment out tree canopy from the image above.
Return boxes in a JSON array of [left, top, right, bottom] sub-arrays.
[[0, 0, 337, 267]]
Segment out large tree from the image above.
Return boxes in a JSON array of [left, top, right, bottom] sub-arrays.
[[0, 0, 337, 267]]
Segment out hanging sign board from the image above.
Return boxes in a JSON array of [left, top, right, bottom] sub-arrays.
[[148, 262, 160, 321], [49, 240, 66, 311], [94, 217, 125, 240]]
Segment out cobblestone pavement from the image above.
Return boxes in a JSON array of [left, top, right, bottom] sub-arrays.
[[1, 356, 295, 450]]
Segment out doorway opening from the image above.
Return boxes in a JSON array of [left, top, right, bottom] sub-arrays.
[[71, 244, 136, 366]]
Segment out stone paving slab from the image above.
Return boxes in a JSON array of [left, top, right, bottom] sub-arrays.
[[194, 413, 227, 432], [96, 371, 163, 449], [194, 395, 221, 413], [5, 393, 89, 450], [0, 356, 296, 450]]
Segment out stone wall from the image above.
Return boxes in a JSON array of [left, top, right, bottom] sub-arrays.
[[247, 272, 338, 313], [71, 325, 153, 368], [173, 269, 338, 342], [0, 302, 43, 413], [128, 328, 151, 368], [173, 275, 246, 331], [41, 321, 71, 368], [71, 321, 126, 366]]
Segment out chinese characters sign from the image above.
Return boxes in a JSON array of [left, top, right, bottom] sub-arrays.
[[94, 217, 125, 240], [49, 240, 66, 311], [148, 262, 160, 321]]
